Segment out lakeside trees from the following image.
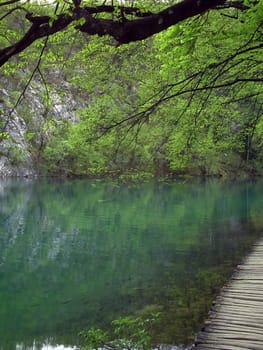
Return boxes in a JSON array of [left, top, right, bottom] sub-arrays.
[[0, 0, 262, 177]]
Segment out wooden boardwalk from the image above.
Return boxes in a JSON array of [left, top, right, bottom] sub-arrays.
[[194, 237, 263, 350]]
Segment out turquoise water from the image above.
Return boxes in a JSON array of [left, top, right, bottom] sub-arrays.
[[0, 179, 262, 349]]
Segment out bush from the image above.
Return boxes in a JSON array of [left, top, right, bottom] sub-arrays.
[[79, 314, 160, 350]]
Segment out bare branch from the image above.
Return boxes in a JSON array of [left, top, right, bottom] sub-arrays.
[[0, 6, 30, 21], [157, 77, 263, 105], [6, 36, 49, 128]]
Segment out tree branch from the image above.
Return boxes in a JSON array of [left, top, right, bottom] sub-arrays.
[[81, 5, 153, 18], [3, 35, 49, 133], [0, 13, 71, 67], [0, 6, 30, 21], [0, 0, 250, 67], [76, 0, 230, 43]]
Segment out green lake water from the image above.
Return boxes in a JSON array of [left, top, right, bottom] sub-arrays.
[[0, 178, 262, 350]]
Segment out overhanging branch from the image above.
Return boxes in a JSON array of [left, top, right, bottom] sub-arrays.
[[0, 0, 250, 67]]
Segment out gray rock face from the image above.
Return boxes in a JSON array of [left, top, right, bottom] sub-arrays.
[[0, 76, 82, 177], [0, 157, 36, 177]]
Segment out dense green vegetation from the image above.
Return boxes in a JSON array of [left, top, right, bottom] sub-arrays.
[[0, 0, 263, 177]]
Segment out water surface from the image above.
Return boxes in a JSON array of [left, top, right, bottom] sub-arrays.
[[0, 179, 262, 349]]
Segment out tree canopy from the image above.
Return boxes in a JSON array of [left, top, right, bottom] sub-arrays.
[[0, 0, 263, 178], [0, 0, 255, 67]]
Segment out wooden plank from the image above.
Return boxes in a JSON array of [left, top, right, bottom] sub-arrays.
[[209, 309, 263, 319], [218, 294, 263, 302], [195, 345, 253, 350], [199, 328, 263, 339], [206, 318, 263, 329], [206, 324, 263, 336], [204, 318, 263, 330], [214, 297, 262, 306], [196, 337, 263, 349], [196, 341, 263, 349], [206, 313, 261, 321], [221, 288, 263, 295]]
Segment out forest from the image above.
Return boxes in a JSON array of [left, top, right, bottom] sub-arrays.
[[0, 0, 263, 178]]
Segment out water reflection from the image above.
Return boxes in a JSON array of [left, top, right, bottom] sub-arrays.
[[0, 179, 262, 349], [15, 344, 78, 350]]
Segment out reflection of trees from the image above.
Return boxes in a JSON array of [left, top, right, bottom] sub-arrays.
[[0, 179, 262, 348]]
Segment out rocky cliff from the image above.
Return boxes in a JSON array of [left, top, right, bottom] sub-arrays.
[[0, 73, 82, 177]]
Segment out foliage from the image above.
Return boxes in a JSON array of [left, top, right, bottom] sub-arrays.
[[80, 327, 109, 350], [0, 1, 263, 178], [0, 0, 252, 68], [79, 314, 160, 350]]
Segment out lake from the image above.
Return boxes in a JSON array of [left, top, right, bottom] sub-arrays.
[[0, 178, 262, 350]]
